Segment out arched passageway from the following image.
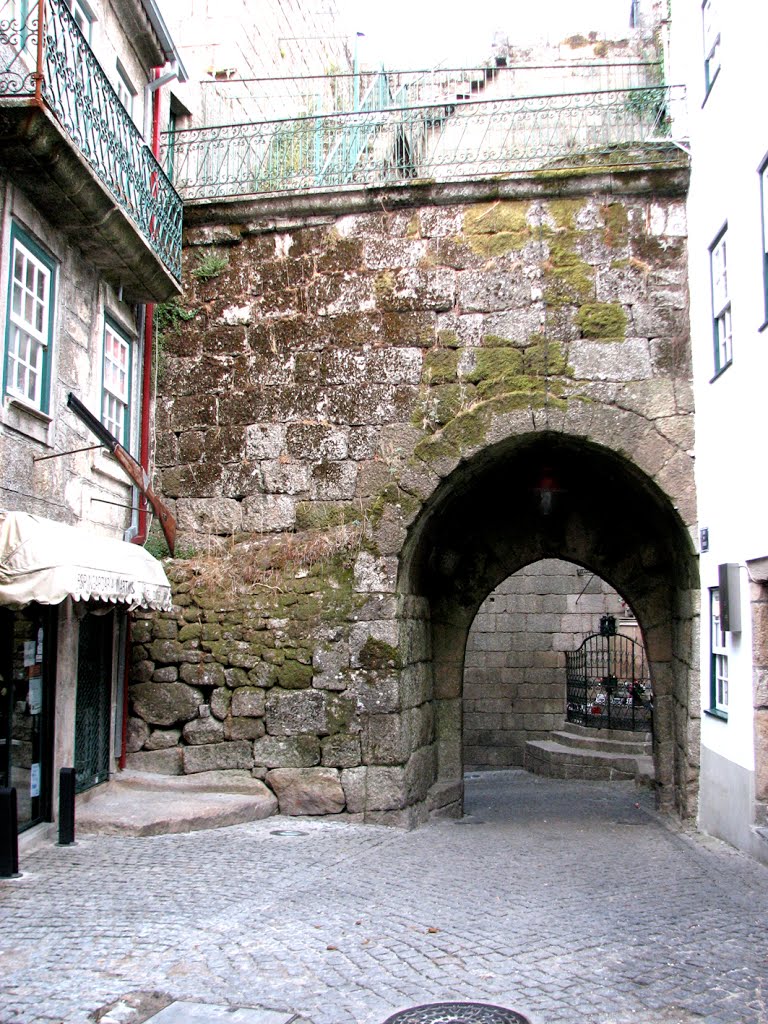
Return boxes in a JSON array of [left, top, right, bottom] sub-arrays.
[[399, 430, 699, 816], [463, 559, 642, 770]]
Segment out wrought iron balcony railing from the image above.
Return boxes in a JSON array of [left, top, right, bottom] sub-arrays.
[[0, 0, 182, 282], [165, 84, 687, 202]]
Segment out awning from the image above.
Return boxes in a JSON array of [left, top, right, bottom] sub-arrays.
[[0, 510, 172, 611]]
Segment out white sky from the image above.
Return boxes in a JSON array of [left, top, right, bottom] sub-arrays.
[[351, 0, 635, 68]]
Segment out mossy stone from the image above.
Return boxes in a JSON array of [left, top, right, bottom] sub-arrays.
[[547, 198, 586, 230], [413, 434, 460, 465], [544, 242, 595, 306], [574, 302, 628, 340], [464, 200, 529, 235], [275, 660, 313, 689], [466, 347, 523, 386], [602, 203, 630, 247], [359, 636, 401, 670], [424, 348, 460, 384], [437, 330, 460, 348], [442, 409, 488, 448], [463, 201, 530, 254]]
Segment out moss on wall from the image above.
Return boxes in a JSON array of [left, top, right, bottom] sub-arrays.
[[574, 302, 628, 340]]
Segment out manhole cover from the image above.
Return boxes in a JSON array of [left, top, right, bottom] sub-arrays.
[[382, 1002, 530, 1024]]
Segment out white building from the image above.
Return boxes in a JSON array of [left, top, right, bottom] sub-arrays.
[[669, 0, 768, 863], [0, 0, 184, 844]]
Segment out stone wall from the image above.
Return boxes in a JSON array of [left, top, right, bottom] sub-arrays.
[[464, 560, 633, 769], [127, 548, 435, 824], [135, 169, 699, 821]]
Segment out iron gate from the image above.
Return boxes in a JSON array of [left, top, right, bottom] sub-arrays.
[[565, 619, 652, 733]]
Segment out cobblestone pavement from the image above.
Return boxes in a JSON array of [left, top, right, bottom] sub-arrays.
[[2, 771, 768, 1024]]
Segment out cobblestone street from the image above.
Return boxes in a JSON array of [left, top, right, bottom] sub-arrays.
[[1, 772, 767, 1024]]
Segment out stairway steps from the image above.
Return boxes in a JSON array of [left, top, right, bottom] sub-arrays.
[[524, 737, 654, 784], [552, 724, 652, 756]]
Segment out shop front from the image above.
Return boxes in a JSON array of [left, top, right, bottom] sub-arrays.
[[0, 510, 171, 835]]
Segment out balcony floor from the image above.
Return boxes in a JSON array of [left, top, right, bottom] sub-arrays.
[[0, 98, 181, 303]]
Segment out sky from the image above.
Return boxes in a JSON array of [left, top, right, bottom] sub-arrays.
[[351, 0, 635, 68]]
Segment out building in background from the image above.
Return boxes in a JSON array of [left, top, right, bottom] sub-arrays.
[[0, 0, 184, 839], [667, 0, 768, 862]]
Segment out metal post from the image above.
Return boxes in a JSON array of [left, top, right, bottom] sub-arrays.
[[0, 788, 20, 878], [58, 767, 76, 846]]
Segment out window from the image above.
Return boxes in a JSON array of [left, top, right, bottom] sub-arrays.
[[64, 0, 93, 44], [11, 0, 34, 56], [709, 588, 728, 716], [115, 61, 136, 119], [761, 159, 768, 325], [702, 0, 720, 93], [101, 319, 131, 446], [3, 226, 55, 413], [710, 228, 732, 375]]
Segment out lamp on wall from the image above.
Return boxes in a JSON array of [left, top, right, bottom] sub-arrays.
[[533, 467, 561, 516]]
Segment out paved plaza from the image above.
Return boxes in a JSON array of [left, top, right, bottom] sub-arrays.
[[1, 771, 767, 1024]]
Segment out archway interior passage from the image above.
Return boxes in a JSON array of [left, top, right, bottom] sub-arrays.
[[463, 559, 643, 771], [400, 431, 698, 812]]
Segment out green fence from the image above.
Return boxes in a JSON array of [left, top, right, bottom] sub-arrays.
[[165, 84, 686, 202]]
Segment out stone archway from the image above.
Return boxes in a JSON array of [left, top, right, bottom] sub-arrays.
[[463, 559, 640, 771], [398, 429, 699, 819]]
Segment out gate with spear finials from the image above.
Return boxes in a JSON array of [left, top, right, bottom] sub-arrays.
[[565, 615, 653, 733]]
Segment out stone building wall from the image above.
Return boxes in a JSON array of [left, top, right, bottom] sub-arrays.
[[131, 168, 699, 822], [463, 560, 633, 769]]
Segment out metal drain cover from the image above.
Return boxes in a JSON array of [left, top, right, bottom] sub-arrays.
[[382, 1003, 530, 1024]]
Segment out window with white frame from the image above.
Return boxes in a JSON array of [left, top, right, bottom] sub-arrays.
[[64, 0, 94, 43], [10, 0, 35, 56], [710, 228, 732, 374], [702, 0, 720, 92], [710, 588, 728, 715], [4, 227, 55, 412], [761, 158, 768, 324], [101, 319, 131, 446], [115, 61, 136, 119]]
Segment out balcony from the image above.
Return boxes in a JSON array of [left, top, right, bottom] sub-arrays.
[[165, 64, 688, 203], [0, 0, 182, 301]]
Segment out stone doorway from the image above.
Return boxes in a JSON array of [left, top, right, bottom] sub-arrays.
[[462, 559, 640, 771], [399, 429, 700, 819]]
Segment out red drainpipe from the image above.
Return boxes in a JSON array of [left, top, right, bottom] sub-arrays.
[[132, 67, 163, 548]]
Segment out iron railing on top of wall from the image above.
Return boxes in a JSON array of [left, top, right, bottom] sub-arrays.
[[0, 0, 182, 282], [165, 83, 686, 202]]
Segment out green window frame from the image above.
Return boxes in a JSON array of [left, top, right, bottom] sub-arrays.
[[702, 0, 721, 95], [709, 587, 729, 718], [3, 224, 56, 414], [710, 227, 732, 376], [63, 0, 94, 44], [101, 317, 132, 447], [760, 156, 768, 326]]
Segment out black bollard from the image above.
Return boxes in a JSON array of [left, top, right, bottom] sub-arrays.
[[0, 787, 19, 878], [58, 767, 76, 846]]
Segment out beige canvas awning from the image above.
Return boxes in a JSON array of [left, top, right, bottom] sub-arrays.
[[0, 510, 172, 611]]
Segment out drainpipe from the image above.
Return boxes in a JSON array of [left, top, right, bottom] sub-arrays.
[[129, 67, 171, 548]]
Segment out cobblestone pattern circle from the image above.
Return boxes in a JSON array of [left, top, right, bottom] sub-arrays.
[[382, 1003, 530, 1024]]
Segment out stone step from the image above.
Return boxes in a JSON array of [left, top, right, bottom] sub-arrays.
[[553, 724, 653, 756], [76, 769, 278, 837], [524, 738, 655, 784]]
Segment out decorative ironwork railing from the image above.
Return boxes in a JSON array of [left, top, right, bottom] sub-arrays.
[[196, 61, 665, 127], [565, 628, 653, 733], [165, 84, 686, 202], [0, 0, 182, 282]]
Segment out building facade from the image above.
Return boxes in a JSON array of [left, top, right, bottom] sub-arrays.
[[668, 0, 768, 863], [0, 0, 183, 839]]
